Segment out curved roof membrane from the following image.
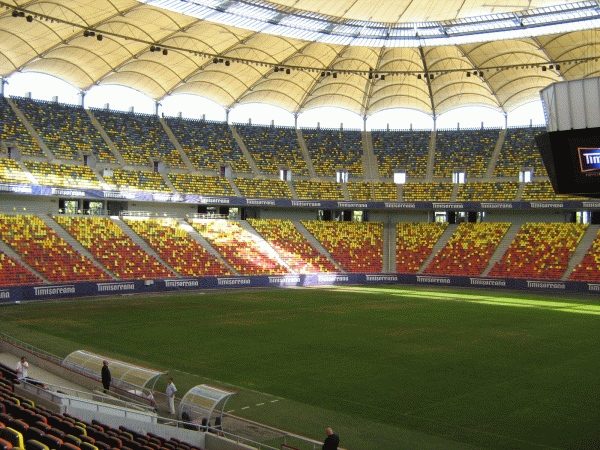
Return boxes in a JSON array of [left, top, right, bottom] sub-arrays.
[[0, 0, 598, 117], [62, 350, 167, 392]]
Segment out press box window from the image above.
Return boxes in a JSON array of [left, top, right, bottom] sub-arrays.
[[519, 170, 532, 183], [452, 172, 465, 184]]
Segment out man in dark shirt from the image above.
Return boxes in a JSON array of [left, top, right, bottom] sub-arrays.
[[101, 360, 112, 394], [322, 427, 339, 450]]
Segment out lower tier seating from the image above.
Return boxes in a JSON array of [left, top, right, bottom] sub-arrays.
[[396, 223, 448, 273]]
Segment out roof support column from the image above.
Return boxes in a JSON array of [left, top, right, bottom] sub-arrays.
[[78, 90, 86, 108], [225, 108, 230, 124], [363, 115, 367, 132], [0, 77, 6, 97], [294, 112, 298, 129], [155, 100, 161, 116], [504, 112, 508, 129]]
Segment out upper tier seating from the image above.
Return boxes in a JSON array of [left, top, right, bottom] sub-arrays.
[[12, 98, 115, 163], [373, 182, 398, 201], [293, 180, 344, 200], [0, 98, 43, 157], [371, 130, 430, 178], [521, 181, 575, 201], [0, 158, 32, 185], [123, 218, 232, 277], [0, 250, 40, 286], [434, 129, 499, 178], [568, 229, 600, 282], [165, 118, 251, 173], [167, 174, 233, 196], [234, 178, 292, 199], [235, 125, 308, 176], [488, 223, 586, 280], [103, 169, 170, 192], [301, 221, 382, 273], [0, 214, 109, 283], [396, 223, 448, 273], [402, 182, 453, 202], [247, 219, 338, 273], [494, 126, 546, 177], [302, 129, 363, 177], [189, 219, 288, 276], [92, 109, 184, 168], [24, 162, 101, 189], [424, 223, 510, 276], [456, 182, 519, 202], [55, 216, 174, 280], [346, 182, 373, 201]]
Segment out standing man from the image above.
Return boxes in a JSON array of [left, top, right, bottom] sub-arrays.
[[101, 360, 112, 394], [166, 378, 177, 415], [322, 427, 339, 450], [15, 356, 28, 380]]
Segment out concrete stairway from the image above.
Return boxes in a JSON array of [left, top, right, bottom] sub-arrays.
[[38, 214, 115, 279], [0, 238, 49, 283], [7, 98, 54, 161], [481, 223, 521, 276], [561, 224, 600, 280], [291, 220, 344, 272], [159, 118, 195, 171], [176, 218, 239, 276], [417, 224, 457, 274], [382, 221, 396, 273], [238, 220, 293, 273], [109, 216, 179, 276]]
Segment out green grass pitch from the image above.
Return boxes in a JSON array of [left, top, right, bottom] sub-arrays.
[[2, 285, 600, 450]]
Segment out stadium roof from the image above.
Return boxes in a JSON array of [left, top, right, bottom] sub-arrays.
[[0, 0, 599, 118]]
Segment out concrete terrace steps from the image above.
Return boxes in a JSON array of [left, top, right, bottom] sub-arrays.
[[176, 218, 240, 276], [417, 223, 458, 274], [0, 237, 49, 284], [481, 223, 521, 277], [291, 220, 345, 273], [109, 216, 179, 277], [561, 224, 600, 281], [40, 214, 115, 279]]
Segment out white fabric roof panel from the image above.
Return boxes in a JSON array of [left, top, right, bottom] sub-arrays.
[[0, 0, 597, 118]]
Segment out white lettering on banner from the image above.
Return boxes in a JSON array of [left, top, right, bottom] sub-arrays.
[[34, 285, 76, 296], [416, 276, 451, 284], [583, 202, 600, 208], [268, 276, 301, 284], [51, 188, 85, 197], [218, 278, 251, 285], [470, 278, 507, 287], [588, 284, 600, 292], [0, 291, 10, 300], [291, 201, 321, 207], [384, 203, 416, 209], [199, 197, 230, 204], [432, 203, 463, 209], [317, 275, 349, 283], [247, 199, 277, 206], [530, 202, 563, 208], [526, 281, 565, 289], [0, 184, 33, 194], [337, 202, 368, 208], [97, 283, 135, 292], [104, 191, 137, 200], [165, 280, 199, 288], [480, 203, 512, 209], [366, 275, 398, 282]]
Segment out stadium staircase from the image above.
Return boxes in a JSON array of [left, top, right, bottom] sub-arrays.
[[239, 220, 293, 272], [14, 160, 38, 184], [486, 129, 507, 178], [481, 223, 521, 276], [425, 130, 436, 181], [41, 214, 116, 279], [228, 125, 260, 175], [7, 98, 54, 161], [159, 118, 196, 171], [383, 221, 396, 273], [514, 182, 526, 201], [361, 131, 380, 181], [291, 220, 344, 272], [295, 129, 317, 178], [285, 180, 298, 199], [177, 219, 239, 276], [110, 217, 179, 276], [160, 173, 177, 193], [0, 237, 47, 283], [450, 183, 460, 201], [85, 109, 127, 165], [416, 224, 457, 274], [561, 224, 600, 280], [341, 183, 350, 200], [227, 177, 242, 197]]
